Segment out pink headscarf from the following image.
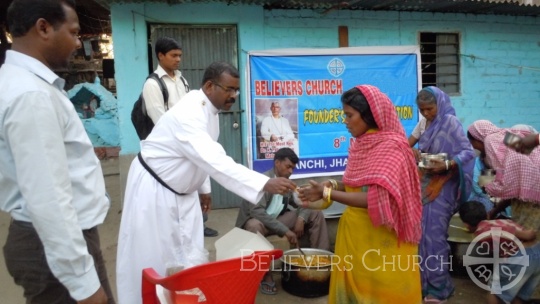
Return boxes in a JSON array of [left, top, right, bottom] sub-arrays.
[[468, 120, 508, 169], [468, 120, 540, 203], [342, 85, 422, 244]]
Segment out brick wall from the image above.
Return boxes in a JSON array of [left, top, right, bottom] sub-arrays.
[[263, 9, 540, 131]]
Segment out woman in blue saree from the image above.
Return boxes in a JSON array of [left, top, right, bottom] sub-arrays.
[[416, 87, 475, 303]]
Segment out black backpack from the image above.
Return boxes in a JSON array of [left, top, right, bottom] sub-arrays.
[[131, 73, 169, 140]]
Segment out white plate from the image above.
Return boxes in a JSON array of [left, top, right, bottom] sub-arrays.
[[323, 201, 346, 218], [324, 213, 343, 219]]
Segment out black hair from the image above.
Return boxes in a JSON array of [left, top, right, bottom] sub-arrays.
[[155, 37, 182, 58], [201, 61, 239, 87], [416, 89, 436, 105], [467, 130, 485, 144], [7, 0, 76, 38], [274, 147, 299, 165], [467, 131, 475, 141], [340, 87, 377, 129], [459, 201, 487, 228]]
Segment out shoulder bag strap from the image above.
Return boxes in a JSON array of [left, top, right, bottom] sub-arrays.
[[179, 75, 190, 92], [137, 153, 185, 195], [148, 73, 170, 110]]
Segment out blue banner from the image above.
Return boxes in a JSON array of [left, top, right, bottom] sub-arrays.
[[247, 47, 420, 177]]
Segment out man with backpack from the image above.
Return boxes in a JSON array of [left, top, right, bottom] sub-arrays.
[[143, 36, 189, 125]]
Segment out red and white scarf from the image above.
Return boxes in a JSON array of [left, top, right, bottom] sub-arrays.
[[342, 85, 422, 244]]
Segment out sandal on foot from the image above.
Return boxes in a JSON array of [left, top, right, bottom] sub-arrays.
[[423, 296, 447, 304], [260, 281, 277, 295]]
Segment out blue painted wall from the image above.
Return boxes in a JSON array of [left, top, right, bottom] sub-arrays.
[[111, 3, 264, 155], [110, 3, 540, 156]]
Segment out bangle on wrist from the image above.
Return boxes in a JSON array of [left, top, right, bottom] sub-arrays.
[[322, 186, 332, 203], [327, 188, 332, 203], [312, 186, 333, 209], [445, 160, 449, 171], [323, 186, 330, 201], [328, 179, 338, 190], [323, 187, 333, 208]]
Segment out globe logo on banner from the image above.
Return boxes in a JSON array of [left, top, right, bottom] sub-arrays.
[[463, 227, 529, 294], [327, 58, 345, 77]]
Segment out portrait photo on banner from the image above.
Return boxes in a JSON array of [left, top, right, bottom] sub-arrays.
[[255, 98, 300, 159]]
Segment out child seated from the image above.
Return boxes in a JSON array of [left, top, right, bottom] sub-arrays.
[[458, 201, 540, 304], [459, 201, 535, 241]]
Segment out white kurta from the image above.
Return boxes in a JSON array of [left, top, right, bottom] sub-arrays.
[[116, 90, 269, 304], [260, 115, 295, 141], [143, 65, 189, 124]]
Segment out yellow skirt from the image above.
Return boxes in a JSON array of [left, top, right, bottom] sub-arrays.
[[329, 196, 422, 304]]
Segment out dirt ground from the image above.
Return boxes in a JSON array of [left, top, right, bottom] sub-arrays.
[[0, 157, 509, 303]]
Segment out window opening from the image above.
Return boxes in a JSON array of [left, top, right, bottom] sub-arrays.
[[420, 32, 460, 94]]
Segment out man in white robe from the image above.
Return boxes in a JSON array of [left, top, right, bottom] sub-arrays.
[[260, 102, 299, 156], [116, 62, 297, 304]]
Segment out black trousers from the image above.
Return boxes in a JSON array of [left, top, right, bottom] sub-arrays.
[[3, 220, 115, 304]]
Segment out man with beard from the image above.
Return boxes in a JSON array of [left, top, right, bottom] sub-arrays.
[[117, 61, 297, 304], [0, 0, 114, 303]]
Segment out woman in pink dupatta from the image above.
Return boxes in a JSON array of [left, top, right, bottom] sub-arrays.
[[467, 120, 540, 303], [299, 85, 423, 303], [468, 120, 540, 205]]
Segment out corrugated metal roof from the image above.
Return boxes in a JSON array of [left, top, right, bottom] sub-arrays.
[[1, 0, 111, 35], [95, 0, 540, 16]]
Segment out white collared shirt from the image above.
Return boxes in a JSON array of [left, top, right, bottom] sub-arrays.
[[142, 64, 189, 124], [0, 50, 109, 300]]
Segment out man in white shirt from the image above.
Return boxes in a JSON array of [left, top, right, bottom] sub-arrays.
[[260, 101, 299, 155], [116, 62, 297, 304], [143, 36, 189, 124], [0, 1, 113, 303]]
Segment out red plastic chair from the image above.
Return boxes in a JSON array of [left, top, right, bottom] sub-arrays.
[[142, 249, 283, 304]]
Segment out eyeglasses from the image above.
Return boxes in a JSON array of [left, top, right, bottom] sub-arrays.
[[213, 82, 240, 97]]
